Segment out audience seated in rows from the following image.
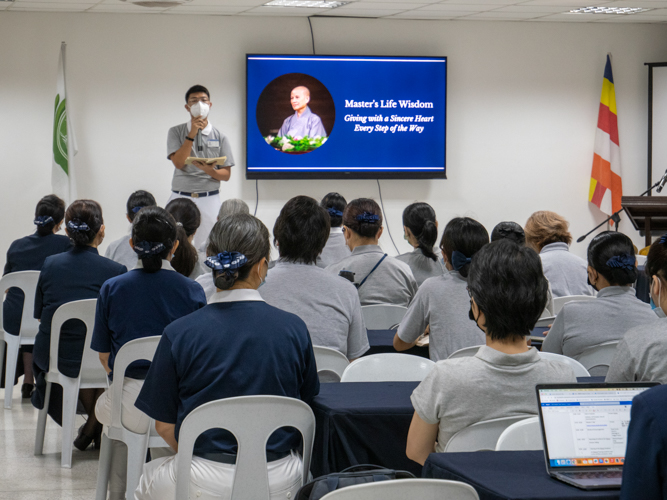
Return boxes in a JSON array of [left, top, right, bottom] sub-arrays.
[[396, 202, 446, 287], [405, 239, 577, 465], [326, 198, 417, 307], [104, 190, 157, 271], [91, 207, 206, 500], [317, 192, 351, 268], [525, 211, 594, 298], [165, 198, 203, 280], [3, 195, 72, 398], [394, 217, 488, 361], [542, 231, 655, 359], [607, 236, 667, 383], [31, 200, 127, 448], [259, 196, 369, 360], [133, 213, 319, 500]]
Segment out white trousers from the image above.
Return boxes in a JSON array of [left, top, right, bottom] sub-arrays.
[[134, 451, 303, 500], [168, 192, 221, 251]]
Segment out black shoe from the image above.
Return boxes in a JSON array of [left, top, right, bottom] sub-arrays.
[[21, 383, 34, 399], [73, 425, 94, 451]]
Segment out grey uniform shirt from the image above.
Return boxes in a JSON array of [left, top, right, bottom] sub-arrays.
[[260, 261, 369, 359], [104, 233, 138, 271], [542, 286, 656, 360], [195, 272, 216, 302], [317, 228, 351, 269], [411, 346, 577, 451], [396, 247, 446, 287], [606, 317, 667, 384], [325, 245, 418, 307], [540, 242, 594, 298], [167, 122, 235, 193], [397, 271, 485, 361]]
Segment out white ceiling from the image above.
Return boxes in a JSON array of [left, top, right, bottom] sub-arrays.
[[1, 0, 667, 22]]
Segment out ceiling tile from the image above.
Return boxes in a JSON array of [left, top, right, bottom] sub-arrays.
[[533, 11, 615, 19], [441, 0, 522, 4], [519, 0, 612, 5], [9, 2, 93, 9], [338, 1, 426, 8], [417, 3, 498, 11], [241, 5, 331, 14], [185, 0, 263, 5], [356, 0, 438, 3], [465, 9, 548, 17], [318, 6, 411, 14], [166, 4, 248, 11], [88, 3, 169, 10], [492, 5, 575, 12], [389, 8, 477, 16]]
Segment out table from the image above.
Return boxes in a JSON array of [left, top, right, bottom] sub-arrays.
[[423, 450, 620, 500], [310, 381, 421, 478], [366, 330, 429, 358]]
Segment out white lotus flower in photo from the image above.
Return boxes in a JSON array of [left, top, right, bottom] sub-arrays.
[[282, 143, 295, 151]]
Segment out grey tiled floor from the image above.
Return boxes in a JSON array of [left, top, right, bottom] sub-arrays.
[[0, 383, 98, 499]]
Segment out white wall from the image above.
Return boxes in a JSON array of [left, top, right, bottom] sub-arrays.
[[0, 12, 666, 265]]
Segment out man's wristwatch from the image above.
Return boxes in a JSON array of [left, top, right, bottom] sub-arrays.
[[185, 136, 194, 142]]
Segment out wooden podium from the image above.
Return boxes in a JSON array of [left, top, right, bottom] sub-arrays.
[[622, 196, 667, 247]]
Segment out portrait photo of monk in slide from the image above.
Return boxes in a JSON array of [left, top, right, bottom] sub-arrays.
[[256, 73, 335, 154]]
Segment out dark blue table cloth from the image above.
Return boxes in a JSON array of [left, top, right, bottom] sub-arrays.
[[310, 381, 421, 478], [423, 450, 620, 500], [366, 329, 429, 358]]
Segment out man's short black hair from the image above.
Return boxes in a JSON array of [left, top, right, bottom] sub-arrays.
[[185, 85, 210, 102], [468, 239, 548, 342], [274, 196, 330, 265]]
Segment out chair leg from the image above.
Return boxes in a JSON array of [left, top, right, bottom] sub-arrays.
[[95, 432, 112, 500], [3, 336, 20, 409], [60, 381, 78, 468], [0, 338, 6, 408], [34, 381, 52, 456], [126, 435, 149, 500]]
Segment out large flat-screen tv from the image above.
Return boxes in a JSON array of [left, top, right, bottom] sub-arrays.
[[246, 54, 447, 180]]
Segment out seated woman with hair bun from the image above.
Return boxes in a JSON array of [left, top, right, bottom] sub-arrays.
[[396, 202, 446, 287], [3, 194, 72, 399], [317, 192, 351, 268], [542, 231, 655, 361], [134, 213, 319, 500], [165, 197, 203, 280], [32, 199, 127, 450], [91, 207, 206, 500], [325, 198, 418, 307]]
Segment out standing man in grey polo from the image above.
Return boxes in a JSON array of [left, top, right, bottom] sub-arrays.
[[167, 85, 235, 250]]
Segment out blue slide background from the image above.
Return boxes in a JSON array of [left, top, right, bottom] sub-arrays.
[[246, 55, 446, 175]]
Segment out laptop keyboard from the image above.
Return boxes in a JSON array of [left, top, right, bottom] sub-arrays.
[[559, 470, 623, 480]]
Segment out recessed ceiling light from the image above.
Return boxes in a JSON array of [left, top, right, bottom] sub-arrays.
[[569, 6, 651, 14], [263, 0, 349, 8]]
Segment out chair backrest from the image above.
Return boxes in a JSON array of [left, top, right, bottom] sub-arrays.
[[340, 353, 435, 382], [0, 271, 41, 338], [175, 396, 315, 500], [109, 336, 161, 430], [319, 478, 480, 500], [636, 255, 647, 266], [447, 345, 481, 359], [313, 346, 349, 383], [48, 299, 100, 380], [577, 341, 620, 377], [444, 415, 533, 452], [552, 295, 595, 315], [361, 305, 408, 330], [495, 417, 542, 451], [538, 351, 590, 377]]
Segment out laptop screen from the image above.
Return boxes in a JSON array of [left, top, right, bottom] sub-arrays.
[[538, 386, 653, 468]]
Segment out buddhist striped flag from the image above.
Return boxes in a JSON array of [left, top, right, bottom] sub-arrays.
[[589, 55, 622, 217], [52, 42, 77, 204]]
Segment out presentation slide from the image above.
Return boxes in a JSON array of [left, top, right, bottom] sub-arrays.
[[246, 54, 447, 179]]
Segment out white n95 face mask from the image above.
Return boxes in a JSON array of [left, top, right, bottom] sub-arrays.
[[190, 101, 210, 119]]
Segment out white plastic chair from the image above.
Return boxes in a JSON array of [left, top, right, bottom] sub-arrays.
[[361, 305, 407, 330], [95, 336, 166, 500], [636, 255, 647, 266], [552, 295, 595, 315], [174, 396, 315, 500], [495, 417, 543, 451], [447, 345, 482, 359], [313, 346, 349, 383], [444, 415, 533, 452], [578, 341, 619, 377], [535, 309, 556, 328], [34, 299, 108, 468], [538, 351, 590, 377], [0, 271, 40, 409], [340, 353, 435, 382], [319, 478, 480, 499]]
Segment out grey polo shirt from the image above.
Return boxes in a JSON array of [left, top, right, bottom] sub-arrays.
[[325, 245, 418, 307], [540, 242, 594, 298], [396, 247, 446, 287], [411, 345, 577, 452], [259, 261, 369, 359], [606, 317, 667, 384], [104, 234, 138, 271], [397, 270, 485, 361], [542, 286, 656, 360], [317, 228, 351, 269], [167, 122, 235, 193]]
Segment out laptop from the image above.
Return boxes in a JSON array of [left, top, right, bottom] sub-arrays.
[[536, 382, 658, 490]]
